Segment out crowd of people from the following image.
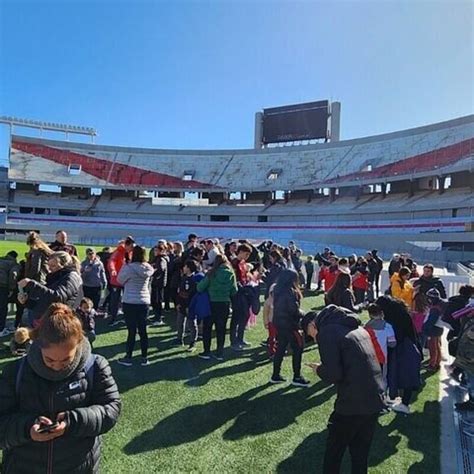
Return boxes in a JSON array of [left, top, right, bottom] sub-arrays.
[[0, 229, 473, 473]]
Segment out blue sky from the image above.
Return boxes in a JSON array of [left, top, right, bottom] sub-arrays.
[[0, 0, 472, 160]]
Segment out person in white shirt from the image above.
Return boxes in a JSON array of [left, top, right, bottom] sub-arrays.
[[202, 239, 220, 270]]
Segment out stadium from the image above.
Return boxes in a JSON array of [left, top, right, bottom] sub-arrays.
[[1, 109, 473, 265]]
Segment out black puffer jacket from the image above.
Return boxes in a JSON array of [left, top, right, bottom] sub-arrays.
[[273, 272, 302, 331], [413, 275, 447, 299], [315, 305, 384, 415], [25, 267, 82, 321], [0, 340, 121, 474]]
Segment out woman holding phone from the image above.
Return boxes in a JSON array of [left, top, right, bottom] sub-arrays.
[[0, 303, 121, 473]]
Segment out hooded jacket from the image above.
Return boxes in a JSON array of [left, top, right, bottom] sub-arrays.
[[117, 262, 155, 305], [25, 267, 82, 321], [413, 275, 447, 299], [390, 273, 414, 308], [315, 305, 384, 415], [0, 338, 121, 474], [272, 270, 303, 331], [197, 265, 237, 303]]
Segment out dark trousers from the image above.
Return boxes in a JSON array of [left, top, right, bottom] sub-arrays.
[[163, 284, 172, 310], [323, 412, 378, 474], [123, 303, 149, 358], [374, 272, 381, 297], [109, 286, 122, 321], [354, 288, 366, 305], [305, 272, 314, 290], [0, 287, 9, 331], [151, 286, 164, 322], [203, 302, 230, 354], [83, 286, 102, 310], [15, 301, 25, 328], [230, 289, 251, 346], [272, 327, 304, 379]]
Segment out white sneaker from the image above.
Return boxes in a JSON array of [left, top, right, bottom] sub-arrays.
[[385, 396, 401, 405], [392, 403, 411, 415], [150, 321, 165, 327]]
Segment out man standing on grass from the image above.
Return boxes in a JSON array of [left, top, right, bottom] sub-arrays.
[[107, 236, 135, 326], [49, 230, 78, 256], [303, 305, 384, 474]]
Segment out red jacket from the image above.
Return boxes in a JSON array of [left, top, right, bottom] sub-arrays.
[[320, 266, 340, 292], [352, 270, 369, 291], [108, 245, 132, 287]]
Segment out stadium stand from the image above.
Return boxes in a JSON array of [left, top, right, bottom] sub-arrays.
[[1, 114, 473, 263]]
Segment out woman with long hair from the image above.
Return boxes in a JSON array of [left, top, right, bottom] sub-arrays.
[[264, 249, 287, 298], [18, 251, 82, 327], [376, 295, 422, 414], [197, 254, 237, 360], [117, 246, 154, 367], [390, 267, 414, 309], [0, 303, 121, 473], [325, 271, 358, 312], [25, 231, 52, 285], [271, 269, 309, 387]]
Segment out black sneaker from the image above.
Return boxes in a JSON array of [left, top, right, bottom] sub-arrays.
[[140, 358, 150, 366], [270, 375, 287, 384], [117, 357, 133, 367], [292, 376, 310, 387], [213, 352, 224, 361], [198, 352, 211, 360]]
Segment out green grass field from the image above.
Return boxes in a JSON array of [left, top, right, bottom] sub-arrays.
[[0, 240, 439, 473]]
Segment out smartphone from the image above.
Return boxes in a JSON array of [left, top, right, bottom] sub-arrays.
[[37, 422, 60, 434]]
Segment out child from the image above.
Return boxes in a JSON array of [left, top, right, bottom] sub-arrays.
[[304, 256, 314, 291], [263, 283, 277, 358], [352, 261, 369, 304], [76, 297, 97, 346], [423, 288, 445, 372], [365, 303, 397, 392], [175, 260, 199, 351], [10, 327, 32, 356]]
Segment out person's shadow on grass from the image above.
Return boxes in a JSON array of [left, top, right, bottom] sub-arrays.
[[277, 399, 438, 473], [123, 381, 334, 454]]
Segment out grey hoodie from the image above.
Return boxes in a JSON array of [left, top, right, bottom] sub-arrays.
[[117, 262, 154, 305]]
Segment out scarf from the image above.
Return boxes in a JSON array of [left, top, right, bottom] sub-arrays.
[[27, 337, 92, 382]]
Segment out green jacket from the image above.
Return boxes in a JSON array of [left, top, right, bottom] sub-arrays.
[[197, 265, 237, 302]]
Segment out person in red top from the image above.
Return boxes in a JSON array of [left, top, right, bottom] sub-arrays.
[[107, 236, 135, 326], [320, 256, 340, 293], [230, 243, 252, 350], [352, 260, 369, 304]]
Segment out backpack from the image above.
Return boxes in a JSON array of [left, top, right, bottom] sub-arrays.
[[15, 354, 97, 396]]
